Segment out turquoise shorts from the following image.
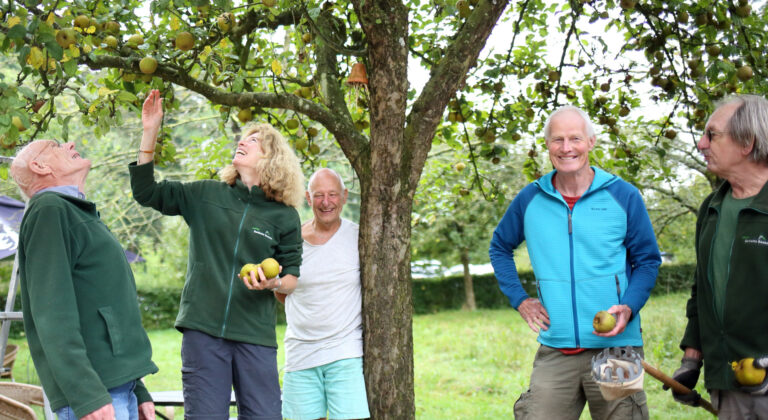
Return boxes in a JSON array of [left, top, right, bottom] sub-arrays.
[[282, 357, 370, 420]]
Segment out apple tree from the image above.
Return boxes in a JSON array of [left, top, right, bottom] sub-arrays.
[[0, 0, 511, 416], [2, 0, 768, 417]]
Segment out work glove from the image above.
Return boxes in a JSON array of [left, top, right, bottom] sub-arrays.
[[663, 357, 703, 406], [739, 355, 768, 396]]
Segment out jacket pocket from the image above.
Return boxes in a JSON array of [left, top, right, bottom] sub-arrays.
[[98, 306, 124, 356]]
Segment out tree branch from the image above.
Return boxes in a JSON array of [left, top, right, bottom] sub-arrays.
[[404, 0, 511, 190]]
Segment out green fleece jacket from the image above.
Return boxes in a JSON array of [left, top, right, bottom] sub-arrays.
[[129, 162, 302, 346], [17, 192, 157, 418], [681, 180, 768, 391]]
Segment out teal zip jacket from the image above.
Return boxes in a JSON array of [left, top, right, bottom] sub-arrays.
[[129, 162, 302, 346], [17, 192, 157, 418], [681, 180, 768, 391], [490, 168, 661, 349]]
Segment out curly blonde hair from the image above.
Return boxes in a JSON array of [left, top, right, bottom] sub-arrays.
[[219, 123, 305, 208]]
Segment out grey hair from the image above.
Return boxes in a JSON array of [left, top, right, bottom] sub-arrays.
[[307, 168, 346, 194], [543, 106, 596, 141], [716, 95, 768, 164]]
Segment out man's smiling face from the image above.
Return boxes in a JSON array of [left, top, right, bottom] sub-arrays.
[[307, 169, 347, 226]]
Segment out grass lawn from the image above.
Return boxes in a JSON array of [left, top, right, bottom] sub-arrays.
[[6, 292, 712, 419]]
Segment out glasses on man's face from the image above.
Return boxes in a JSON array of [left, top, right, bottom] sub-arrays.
[[27, 140, 60, 163], [704, 129, 728, 141]]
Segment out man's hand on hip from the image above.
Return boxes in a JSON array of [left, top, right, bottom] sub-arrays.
[[517, 298, 549, 333]]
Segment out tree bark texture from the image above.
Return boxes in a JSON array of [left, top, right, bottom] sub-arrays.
[[460, 248, 477, 311]]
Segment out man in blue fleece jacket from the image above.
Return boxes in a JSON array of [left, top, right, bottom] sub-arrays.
[[490, 106, 661, 419]]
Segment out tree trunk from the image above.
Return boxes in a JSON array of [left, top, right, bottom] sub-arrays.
[[358, 182, 415, 419], [354, 1, 415, 418], [460, 247, 476, 311]]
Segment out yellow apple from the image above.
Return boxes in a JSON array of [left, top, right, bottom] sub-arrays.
[[217, 12, 235, 33], [239, 263, 260, 280], [11, 116, 26, 132], [175, 31, 195, 51], [260, 258, 280, 279], [732, 358, 766, 386]]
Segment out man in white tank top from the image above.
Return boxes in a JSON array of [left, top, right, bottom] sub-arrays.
[[280, 168, 370, 420]]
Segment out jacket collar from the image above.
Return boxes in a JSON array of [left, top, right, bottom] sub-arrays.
[[234, 178, 268, 202], [535, 166, 618, 197], [708, 179, 768, 213], [30, 190, 97, 213]]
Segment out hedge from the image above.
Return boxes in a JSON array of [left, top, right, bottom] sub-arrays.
[[136, 263, 696, 329], [0, 263, 696, 334]]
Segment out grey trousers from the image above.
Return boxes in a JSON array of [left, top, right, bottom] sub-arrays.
[[711, 389, 768, 420]]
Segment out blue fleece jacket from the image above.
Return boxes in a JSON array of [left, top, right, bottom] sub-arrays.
[[489, 167, 661, 348]]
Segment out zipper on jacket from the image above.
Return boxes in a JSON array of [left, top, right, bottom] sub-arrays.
[[568, 209, 579, 348], [221, 202, 251, 336]]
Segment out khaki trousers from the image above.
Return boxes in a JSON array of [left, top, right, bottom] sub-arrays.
[[514, 345, 648, 420]]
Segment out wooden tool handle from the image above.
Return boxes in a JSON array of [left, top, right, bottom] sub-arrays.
[[640, 360, 718, 416]]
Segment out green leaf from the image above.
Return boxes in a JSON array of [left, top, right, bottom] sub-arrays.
[[44, 42, 63, 60], [117, 91, 138, 102], [6, 25, 27, 39], [62, 59, 78, 77], [18, 86, 35, 99]]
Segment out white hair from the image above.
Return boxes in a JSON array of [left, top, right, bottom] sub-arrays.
[[307, 168, 346, 194], [543, 106, 596, 141]]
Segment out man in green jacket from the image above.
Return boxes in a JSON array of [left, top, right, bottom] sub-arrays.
[[669, 95, 768, 418], [10, 140, 158, 420]]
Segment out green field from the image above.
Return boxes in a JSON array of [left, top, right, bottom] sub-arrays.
[[7, 292, 713, 419]]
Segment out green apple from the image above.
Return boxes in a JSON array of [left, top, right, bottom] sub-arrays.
[[592, 311, 616, 333], [127, 34, 144, 48], [55, 28, 78, 49], [104, 35, 118, 49], [237, 108, 252, 123], [74, 14, 90, 29], [104, 21, 120, 34], [139, 56, 158, 74], [737, 65, 754, 82]]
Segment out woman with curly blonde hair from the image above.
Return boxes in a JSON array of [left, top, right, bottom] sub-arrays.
[[130, 90, 303, 419]]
